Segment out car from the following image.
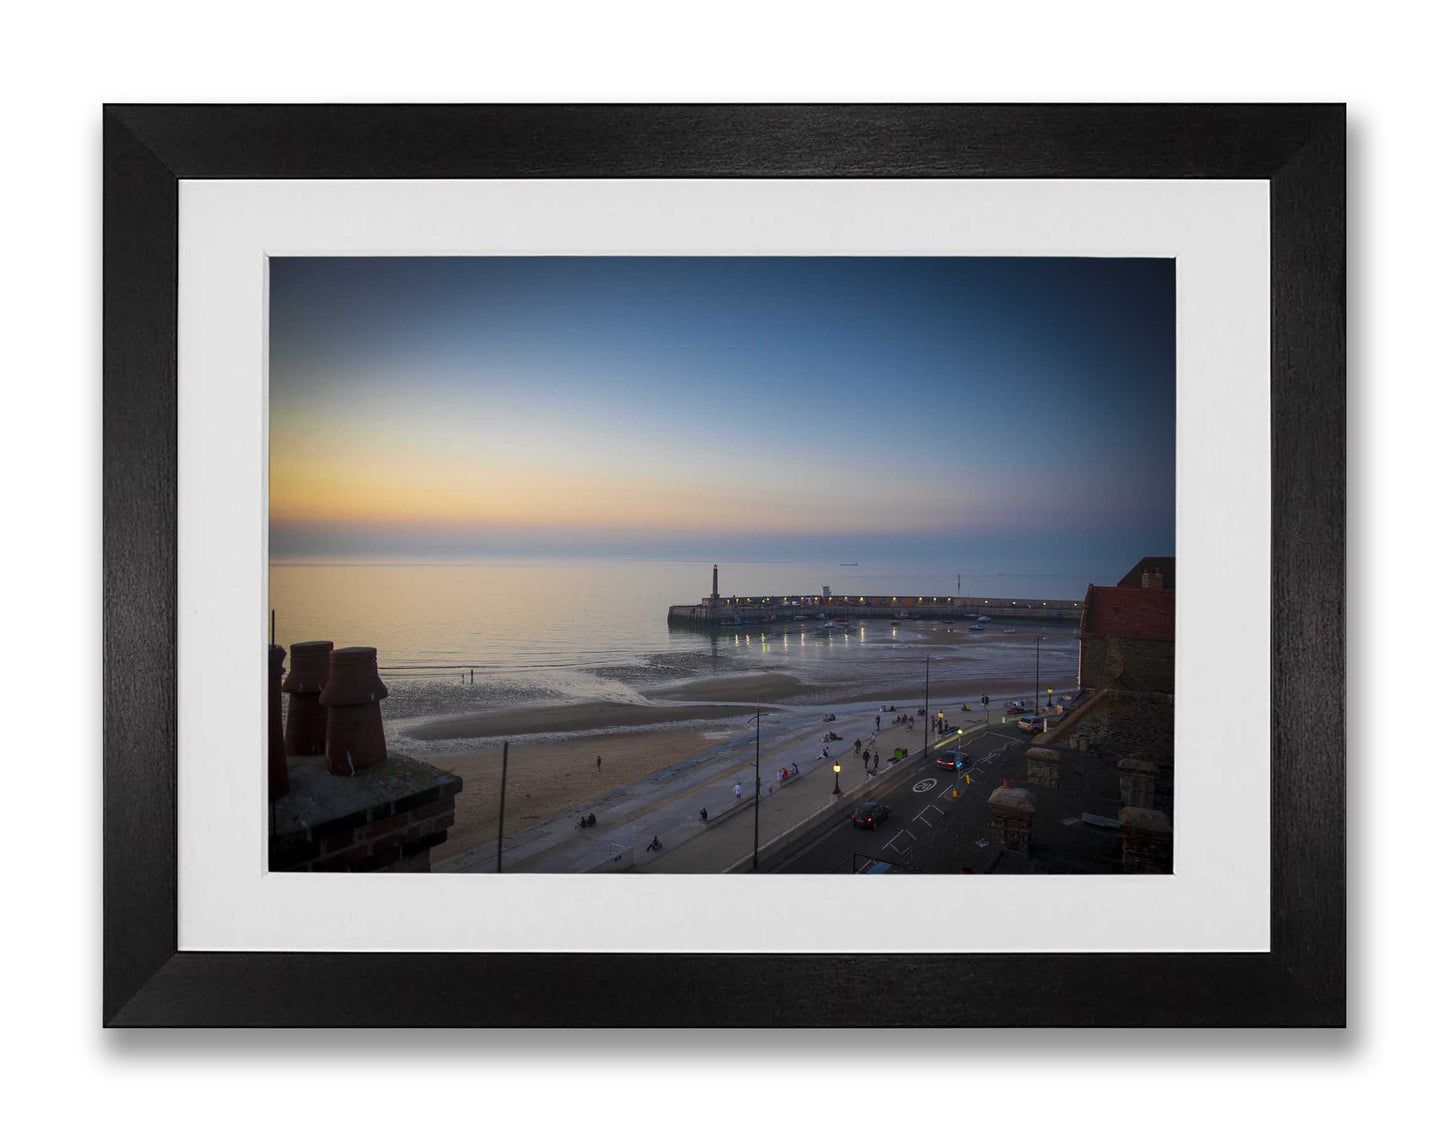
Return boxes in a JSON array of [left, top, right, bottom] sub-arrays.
[[850, 800, 891, 829], [934, 752, 973, 771], [1004, 706, 1025, 715], [1017, 715, 1044, 732]]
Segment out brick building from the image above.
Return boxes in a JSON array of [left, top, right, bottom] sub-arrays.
[[1077, 559, 1176, 692]]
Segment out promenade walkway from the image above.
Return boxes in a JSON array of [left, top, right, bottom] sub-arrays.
[[641, 732, 942, 873]]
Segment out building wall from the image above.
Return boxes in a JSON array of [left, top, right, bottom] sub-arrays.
[[1079, 635, 1175, 692]]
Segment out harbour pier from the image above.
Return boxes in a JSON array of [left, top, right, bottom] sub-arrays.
[[668, 566, 1083, 629]]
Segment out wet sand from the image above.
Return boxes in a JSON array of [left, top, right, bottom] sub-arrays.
[[423, 729, 725, 860], [643, 671, 802, 703], [821, 678, 1064, 706], [407, 700, 761, 741]]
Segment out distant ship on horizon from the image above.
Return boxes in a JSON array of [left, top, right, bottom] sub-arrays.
[[839, 562, 859, 566]]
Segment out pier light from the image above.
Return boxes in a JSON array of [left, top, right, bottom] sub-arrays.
[[832, 760, 842, 795]]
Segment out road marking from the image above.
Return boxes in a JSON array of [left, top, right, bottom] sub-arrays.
[[912, 779, 938, 794], [884, 828, 916, 853]]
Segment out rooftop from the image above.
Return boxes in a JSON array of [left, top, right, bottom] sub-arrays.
[[1117, 555, 1176, 589]]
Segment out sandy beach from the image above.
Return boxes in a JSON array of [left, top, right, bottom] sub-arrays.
[[405, 617, 1079, 863], [424, 728, 729, 860], [416, 671, 1071, 862]]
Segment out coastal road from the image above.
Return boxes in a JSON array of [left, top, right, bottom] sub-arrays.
[[765, 727, 1030, 873]]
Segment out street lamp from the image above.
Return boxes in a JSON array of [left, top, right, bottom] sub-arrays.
[[1035, 633, 1042, 713], [832, 760, 842, 795], [1047, 687, 1054, 714], [922, 654, 930, 756]]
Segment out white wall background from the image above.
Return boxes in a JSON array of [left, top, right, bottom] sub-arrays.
[[1, 2, 1434, 1124]]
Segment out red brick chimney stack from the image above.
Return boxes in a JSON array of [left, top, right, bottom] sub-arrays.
[[268, 644, 289, 801], [319, 646, 390, 775], [282, 640, 333, 757]]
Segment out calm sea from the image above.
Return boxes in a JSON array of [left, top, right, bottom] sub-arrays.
[[268, 559, 1098, 720]]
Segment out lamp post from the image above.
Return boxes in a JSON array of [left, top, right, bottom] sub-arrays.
[[922, 654, 930, 755], [832, 760, 842, 795], [496, 740, 509, 874], [1047, 686, 1054, 714], [1035, 633, 1041, 713], [752, 704, 761, 871]]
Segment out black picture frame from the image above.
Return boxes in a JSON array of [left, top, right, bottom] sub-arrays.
[[103, 104, 1344, 1027]]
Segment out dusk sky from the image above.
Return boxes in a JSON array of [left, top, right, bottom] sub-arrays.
[[269, 256, 1175, 574]]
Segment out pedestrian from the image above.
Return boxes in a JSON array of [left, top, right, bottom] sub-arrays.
[[854, 739, 862, 756], [875, 715, 880, 732], [596, 754, 602, 771], [792, 762, 799, 777], [734, 782, 742, 804]]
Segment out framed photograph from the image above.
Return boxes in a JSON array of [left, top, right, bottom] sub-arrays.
[[104, 104, 1343, 1026]]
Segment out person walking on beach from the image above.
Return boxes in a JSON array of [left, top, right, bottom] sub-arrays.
[[792, 762, 799, 777], [854, 738, 862, 757], [875, 714, 881, 732], [596, 755, 602, 771], [734, 781, 743, 805]]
